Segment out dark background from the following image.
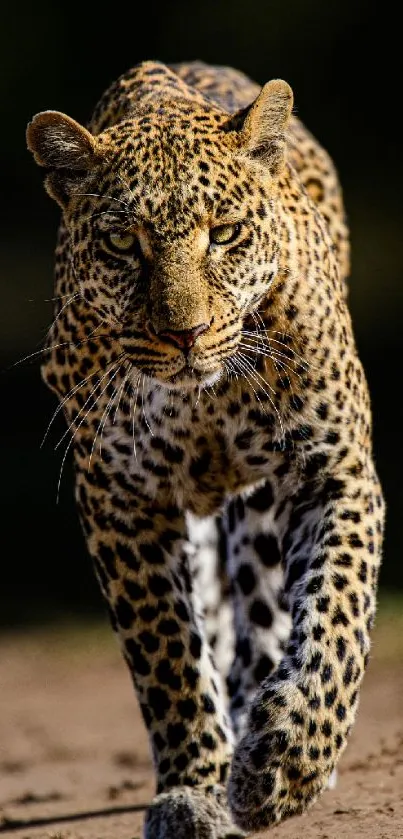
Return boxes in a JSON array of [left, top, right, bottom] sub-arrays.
[[1, 1, 402, 627]]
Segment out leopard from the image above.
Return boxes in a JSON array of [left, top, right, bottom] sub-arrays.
[[26, 59, 384, 838]]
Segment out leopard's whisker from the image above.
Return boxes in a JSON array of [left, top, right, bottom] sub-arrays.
[[238, 341, 306, 382], [112, 362, 133, 425], [45, 291, 81, 339], [93, 366, 129, 463], [268, 354, 305, 384], [97, 380, 123, 457], [223, 358, 239, 382], [250, 312, 267, 352], [254, 308, 269, 337], [43, 293, 81, 302], [251, 310, 268, 342], [116, 173, 141, 211], [88, 209, 130, 221], [229, 356, 268, 417], [56, 362, 123, 502], [271, 350, 307, 382], [236, 351, 286, 440], [236, 349, 276, 394], [71, 191, 131, 209], [54, 353, 125, 450], [253, 313, 321, 369], [130, 372, 142, 461], [242, 332, 312, 371], [41, 355, 120, 448], [141, 373, 154, 436], [10, 332, 113, 369]]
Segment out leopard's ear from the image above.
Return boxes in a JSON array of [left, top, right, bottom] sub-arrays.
[[238, 80, 293, 175], [26, 111, 106, 207]]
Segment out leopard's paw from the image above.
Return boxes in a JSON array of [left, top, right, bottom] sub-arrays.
[[144, 786, 246, 839], [228, 682, 338, 831]]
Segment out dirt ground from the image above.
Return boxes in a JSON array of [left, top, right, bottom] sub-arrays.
[[1, 603, 402, 839]]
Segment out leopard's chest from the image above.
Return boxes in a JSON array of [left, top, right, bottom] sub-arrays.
[[102, 388, 294, 516]]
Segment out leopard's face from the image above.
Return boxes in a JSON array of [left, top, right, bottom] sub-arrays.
[[63, 107, 283, 389], [27, 77, 293, 390]]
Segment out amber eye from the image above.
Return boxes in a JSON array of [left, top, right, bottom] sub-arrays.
[[104, 231, 137, 253], [210, 223, 241, 246]]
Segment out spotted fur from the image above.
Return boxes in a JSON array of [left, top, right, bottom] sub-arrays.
[[27, 60, 384, 837]]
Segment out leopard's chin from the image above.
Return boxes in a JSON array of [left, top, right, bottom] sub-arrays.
[[155, 363, 223, 392]]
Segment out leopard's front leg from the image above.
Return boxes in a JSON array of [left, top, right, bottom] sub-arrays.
[[76, 461, 245, 839], [228, 454, 384, 832]]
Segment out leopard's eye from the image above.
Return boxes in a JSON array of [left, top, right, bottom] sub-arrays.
[[210, 223, 241, 246], [104, 231, 137, 253]]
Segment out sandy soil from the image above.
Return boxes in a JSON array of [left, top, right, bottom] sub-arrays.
[[1, 605, 402, 839]]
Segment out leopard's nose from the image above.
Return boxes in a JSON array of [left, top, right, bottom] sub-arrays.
[[156, 323, 210, 350]]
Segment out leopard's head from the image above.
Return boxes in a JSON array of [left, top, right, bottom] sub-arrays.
[[27, 71, 293, 389]]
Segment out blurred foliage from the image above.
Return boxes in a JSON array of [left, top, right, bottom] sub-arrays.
[[1, 0, 402, 625]]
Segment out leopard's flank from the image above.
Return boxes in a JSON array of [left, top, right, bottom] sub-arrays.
[[27, 60, 384, 838]]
